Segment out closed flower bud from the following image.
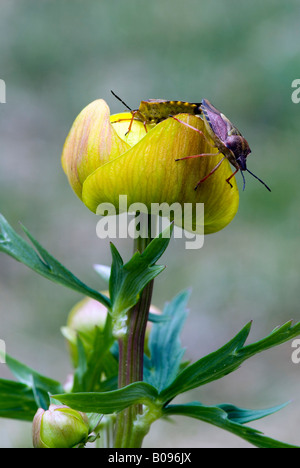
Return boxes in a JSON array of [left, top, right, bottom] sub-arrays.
[[61, 100, 130, 199], [61, 294, 161, 365], [62, 100, 239, 234], [32, 405, 89, 448]]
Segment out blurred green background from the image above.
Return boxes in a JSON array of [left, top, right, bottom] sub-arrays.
[[1, 0, 300, 448]]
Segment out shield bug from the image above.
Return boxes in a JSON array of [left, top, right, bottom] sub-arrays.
[[111, 90, 202, 133], [137, 98, 202, 123], [175, 99, 271, 192]]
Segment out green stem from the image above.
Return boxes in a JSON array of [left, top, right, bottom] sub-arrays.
[[114, 214, 155, 448]]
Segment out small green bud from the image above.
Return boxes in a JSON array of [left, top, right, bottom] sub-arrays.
[[32, 405, 89, 449], [61, 296, 108, 366]]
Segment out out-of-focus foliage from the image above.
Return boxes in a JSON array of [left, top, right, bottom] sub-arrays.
[[0, 0, 300, 448]]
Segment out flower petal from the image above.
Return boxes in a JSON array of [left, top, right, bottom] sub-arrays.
[[61, 100, 131, 199]]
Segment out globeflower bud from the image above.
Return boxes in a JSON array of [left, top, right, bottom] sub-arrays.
[[61, 296, 108, 367], [32, 405, 89, 448], [61, 100, 131, 199], [62, 294, 161, 365], [62, 99, 239, 234]]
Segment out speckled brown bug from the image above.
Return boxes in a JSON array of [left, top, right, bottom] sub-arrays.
[[175, 99, 271, 191]]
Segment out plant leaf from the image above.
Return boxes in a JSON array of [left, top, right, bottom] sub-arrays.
[[148, 313, 170, 323], [217, 402, 289, 425], [160, 321, 300, 403], [0, 378, 38, 421], [72, 335, 89, 392], [144, 290, 190, 391], [0, 214, 110, 308], [54, 382, 158, 414], [72, 316, 117, 392], [163, 402, 298, 448], [5, 353, 63, 410], [109, 224, 173, 322]]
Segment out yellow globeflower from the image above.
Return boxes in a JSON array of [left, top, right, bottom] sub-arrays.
[[62, 99, 239, 234]]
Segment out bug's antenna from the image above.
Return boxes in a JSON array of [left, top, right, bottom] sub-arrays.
[[246, 169, 271, 192], [111, 90, 132, 111], [241, 170, 246, 191]]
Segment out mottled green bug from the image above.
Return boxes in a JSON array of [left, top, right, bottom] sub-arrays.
[[111, 92, 271, 192], [111, 91, 202, 132], [137, 99, 202, 123]]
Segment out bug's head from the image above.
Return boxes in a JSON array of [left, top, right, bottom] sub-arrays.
[[226, 134, 271, 192], [225, 135, 251, 170]]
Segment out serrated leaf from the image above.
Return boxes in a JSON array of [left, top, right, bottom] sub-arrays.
[[5, 354, 63, 410], [109, 224, 173, 322], [72, 335, 89, 392], [163, 402, 298, 448], [239, 320, 300, 360], [97, 375, 118, 392], [72, 316, 116, 392], [0, 214, 110, 308], [54, 382, 158, 414], [5, 354, 63, 395], [160, 320, 300, 403], [144, 290, 190, 391], [217, 402, 289, 425], [148, 313, 170, 323]]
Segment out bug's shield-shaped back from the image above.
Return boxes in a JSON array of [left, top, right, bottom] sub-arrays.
[[201, 99, 229, 142]]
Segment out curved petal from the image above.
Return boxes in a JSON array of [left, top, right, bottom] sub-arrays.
[[61, 100, 131, 199], [82, 114, 239, 234]]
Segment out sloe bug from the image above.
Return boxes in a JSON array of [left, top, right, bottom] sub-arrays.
[[175, 99, 271, 191]]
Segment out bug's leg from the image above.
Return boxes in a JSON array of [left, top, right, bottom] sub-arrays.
[[175, 151, 221, 162], [111, 117, 132, 124], [194, 156, 226, 190], [111, 116, 137, 136], [143, 120, 148, 133], [225, 168, 239, 188], [170, 116, 215, 148], [111, 114, 139, 136], [125, 111, 139, 135]]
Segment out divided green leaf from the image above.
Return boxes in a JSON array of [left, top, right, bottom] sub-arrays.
[[160, 320, 300, 403], [109, 224, 173, 320], [0, 354, 64, 420], [54, 382, 158, 414], [144, 290, 190, 391], [0, 214, 110, 308], [0, 379, 38, 421], [72, 316, 117, 393], [163, 402, 297, 448]]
